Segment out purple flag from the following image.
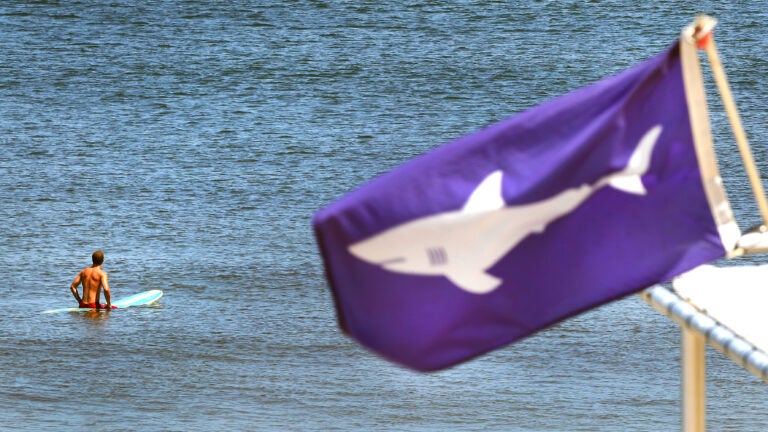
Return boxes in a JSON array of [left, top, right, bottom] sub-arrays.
[[313, 40, 737, 371]]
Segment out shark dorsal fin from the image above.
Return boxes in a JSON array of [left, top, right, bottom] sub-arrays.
[[462, 170, 505, 213]]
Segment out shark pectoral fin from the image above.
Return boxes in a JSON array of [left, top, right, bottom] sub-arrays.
[[446, 270, 502, 294], [608, 175, 646, 195]]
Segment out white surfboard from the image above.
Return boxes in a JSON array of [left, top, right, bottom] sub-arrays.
[[42, 290, 163, 314]]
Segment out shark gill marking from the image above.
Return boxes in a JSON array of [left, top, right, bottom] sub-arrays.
[[428, 247, 448, 266]]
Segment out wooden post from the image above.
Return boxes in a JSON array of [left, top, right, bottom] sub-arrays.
[[695, 16, 768, 227], [682, 326, 706, 432]]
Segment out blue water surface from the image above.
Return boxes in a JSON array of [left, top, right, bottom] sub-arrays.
[[1, 1, 768, 430]]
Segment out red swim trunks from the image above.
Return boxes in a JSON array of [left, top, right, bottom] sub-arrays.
[[79, 302, 117, 309]]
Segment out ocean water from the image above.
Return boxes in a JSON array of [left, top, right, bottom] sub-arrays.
[[2, 1, 768, 430]]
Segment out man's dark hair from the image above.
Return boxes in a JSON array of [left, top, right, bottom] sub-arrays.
[[92, 250, 104, 266]]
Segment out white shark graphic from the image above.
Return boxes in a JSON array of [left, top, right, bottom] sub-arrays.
[[348, 125, 662, 294]]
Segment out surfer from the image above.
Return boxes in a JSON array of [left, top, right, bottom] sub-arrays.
[[69, 250, 115, 309]]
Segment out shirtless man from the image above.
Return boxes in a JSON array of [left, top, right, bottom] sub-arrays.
[[70, 250, 114, 309]]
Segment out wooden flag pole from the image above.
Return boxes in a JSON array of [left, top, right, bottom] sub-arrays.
[[694, 16, 768, 227]]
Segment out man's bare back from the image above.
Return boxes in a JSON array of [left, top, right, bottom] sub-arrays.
[[70, 250, 113, 309]]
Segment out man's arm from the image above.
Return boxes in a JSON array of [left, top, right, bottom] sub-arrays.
[[102, 272, 112, 309], [70, 273, 83, 304]]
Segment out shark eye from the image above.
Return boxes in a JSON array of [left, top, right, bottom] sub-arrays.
[[428, 247, 447, 266]]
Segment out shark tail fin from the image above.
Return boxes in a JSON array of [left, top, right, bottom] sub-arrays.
[[607, 125, 662, 196], [608, 175, 647, 195]]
